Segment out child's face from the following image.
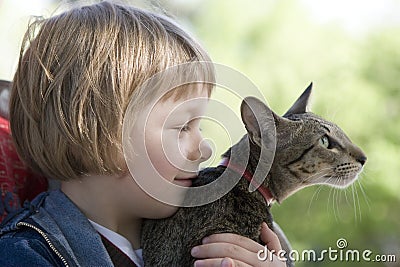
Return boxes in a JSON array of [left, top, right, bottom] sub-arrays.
[[145, 86, 212, 185], [125, 85, 212, 217]]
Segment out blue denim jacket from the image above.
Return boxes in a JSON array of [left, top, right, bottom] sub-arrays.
[[0, 190, 114, 266]]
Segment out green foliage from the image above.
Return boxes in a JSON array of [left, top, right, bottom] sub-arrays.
[[187, 0, 400, 266]]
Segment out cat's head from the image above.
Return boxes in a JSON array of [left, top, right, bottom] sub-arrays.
[[241, 83, 367, 202]]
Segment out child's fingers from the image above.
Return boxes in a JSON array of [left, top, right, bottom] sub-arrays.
[[259, 222, 282, 253], [201, 233, 264, 253], [192, 224, 286, 267], [191, 242, 255, 263], [194, 257, 251, 267]]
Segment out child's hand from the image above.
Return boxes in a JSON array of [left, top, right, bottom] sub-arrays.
[[191, 222, 286, 267]]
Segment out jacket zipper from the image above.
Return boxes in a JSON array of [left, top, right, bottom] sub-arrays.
[[17, 222, 69, 267]]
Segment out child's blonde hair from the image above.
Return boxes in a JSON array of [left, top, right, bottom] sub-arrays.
[[10, 1, 214, 181]]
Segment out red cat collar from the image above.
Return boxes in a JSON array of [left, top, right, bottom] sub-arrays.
[[219, 157, 275, 206]]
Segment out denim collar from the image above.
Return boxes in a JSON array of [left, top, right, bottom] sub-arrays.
[[1, 190, 114, 267]]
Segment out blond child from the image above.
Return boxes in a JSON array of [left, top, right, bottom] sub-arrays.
[[0, 2, 284, 266]]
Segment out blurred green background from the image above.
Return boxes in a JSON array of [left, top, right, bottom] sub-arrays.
[[1, 0, 399, 266]]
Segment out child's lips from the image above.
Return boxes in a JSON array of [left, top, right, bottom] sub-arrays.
[[174, 176, 197, 187]]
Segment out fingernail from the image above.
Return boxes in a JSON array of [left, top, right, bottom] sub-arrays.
[[191, 246, 199, 256], [221, 258, 232, 267], [202, 237, 209, 244], [194, 260, 204, 267]]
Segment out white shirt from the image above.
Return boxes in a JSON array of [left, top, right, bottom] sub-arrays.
[[89, 220, 144, 267]]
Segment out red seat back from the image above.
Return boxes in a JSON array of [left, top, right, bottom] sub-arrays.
[[0, 90, 48, 223]]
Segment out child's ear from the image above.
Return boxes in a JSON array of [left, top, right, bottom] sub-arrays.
[[283, 82, 313, 117], [240, 97, 276, 147]]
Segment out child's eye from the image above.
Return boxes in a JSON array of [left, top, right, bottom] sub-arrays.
[[181, 124, 191, 132]]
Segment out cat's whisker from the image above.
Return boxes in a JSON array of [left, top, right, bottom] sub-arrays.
[[326, 178, 336, 219], [333, 193, 340, 222], [335, 179, 343, 221], [352, 183, 359, 223], [351, 184, 359, 223], [326, 175, 342, 222], [333, 185, 339, 222], [354, 183, 362, 222], [306, 170, 339, 216], [303, 167, 335, 183], [343, 185, 352, 218], [332, 175, 342, 222], [330, 176, 337, 221], [339, 188, 346, 220], [343, 183, 351, 206], [357, 179, 371, 210], [307, 183, 326, 215]]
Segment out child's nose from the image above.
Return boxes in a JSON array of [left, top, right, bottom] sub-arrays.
[[198, 138, 212, 162], [186, 137, 212, 163]]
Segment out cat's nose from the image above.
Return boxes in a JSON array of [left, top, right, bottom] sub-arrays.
[[356, 155, 367, 166], [350, 145, 367, 166]]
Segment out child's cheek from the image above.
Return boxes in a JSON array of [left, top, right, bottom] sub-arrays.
[[146, 130, 183, 181]]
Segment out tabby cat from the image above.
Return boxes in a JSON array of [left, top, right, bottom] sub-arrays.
[[141, 84, 367, 266]]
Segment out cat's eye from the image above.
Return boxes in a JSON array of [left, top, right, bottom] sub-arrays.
[[319, 135, 330, 148]]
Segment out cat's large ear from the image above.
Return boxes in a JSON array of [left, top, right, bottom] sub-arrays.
[[241, 97, 277, 147], [283, 82, 313, 117]]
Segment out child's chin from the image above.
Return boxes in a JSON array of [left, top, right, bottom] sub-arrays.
[[147, 202, 180, 219]]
